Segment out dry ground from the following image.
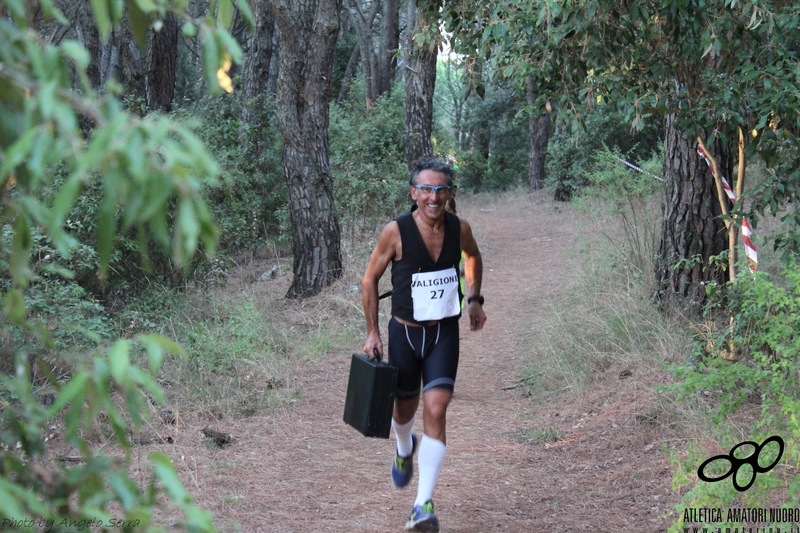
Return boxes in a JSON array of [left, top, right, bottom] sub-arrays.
[[132, 191, 685, 532]]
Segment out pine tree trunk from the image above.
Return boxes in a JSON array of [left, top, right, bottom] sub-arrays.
[[74, 0, 103, 89], [271, 0, 343, 298], [241, 0, 275, 158], [145, 13, 179, 113], [377, 0, 399, 95], [117, 20, 146, 104], [655, 113, 730, 309], [526, 74, 550, 192], [403, 3, 437, 167], [337, 44, 360, 104], [527, 113, 550, 192]]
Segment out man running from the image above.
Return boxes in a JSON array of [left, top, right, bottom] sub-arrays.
[[362, 156, 487, 532]]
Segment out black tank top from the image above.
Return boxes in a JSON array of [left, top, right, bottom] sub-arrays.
[[391, 210, 463, 324]]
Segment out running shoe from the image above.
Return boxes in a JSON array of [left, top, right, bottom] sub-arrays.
[[391, 433, 418, 488], [404, 500, 439, 532]]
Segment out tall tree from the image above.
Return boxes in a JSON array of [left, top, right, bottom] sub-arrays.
[[74, 0, 104, 88], [145, 13, 180, 112], [344, 0, 400, 108], [378, 0, 399, 93], [434, 55, 469, 147], [655, 113, 730, 303], [526, 74, 550, 191], [241, 0, 276, 158], [271, 0, 343, 298], [403, 0, 438, 166], [447, 0, 800, 309]]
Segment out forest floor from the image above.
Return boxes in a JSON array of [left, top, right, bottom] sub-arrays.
[[132, 191, 686, 532]]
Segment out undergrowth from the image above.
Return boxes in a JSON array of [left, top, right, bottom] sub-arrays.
[[524, 146, 800, 530], [520, 148, 689, 403], [667, 261, 800, 531]]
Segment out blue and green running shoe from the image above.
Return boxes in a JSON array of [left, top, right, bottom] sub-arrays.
[[404, 500, 439, 532], [391, 433, 417, 488]]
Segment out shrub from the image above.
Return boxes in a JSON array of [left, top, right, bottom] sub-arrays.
[[177, 92, 288, 254], [578, 146, 664, 280], [668, 262, 800, 530], [546, 106, 662, 199], [329, 83, 409, 228]]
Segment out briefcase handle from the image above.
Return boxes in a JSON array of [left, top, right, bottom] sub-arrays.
[[373, 348, 382, 363]]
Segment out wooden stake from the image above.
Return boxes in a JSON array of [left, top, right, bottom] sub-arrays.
[[697, 137, 734, 281]]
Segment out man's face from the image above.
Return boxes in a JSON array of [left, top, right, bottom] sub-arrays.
[[410, 169, 452, 220]]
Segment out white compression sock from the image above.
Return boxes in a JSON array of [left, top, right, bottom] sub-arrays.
[[392, 416, 416, 457], [415, 435, 446, 506]]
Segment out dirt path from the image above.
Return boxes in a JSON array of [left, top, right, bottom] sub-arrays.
[[171, 192, 680, 532]]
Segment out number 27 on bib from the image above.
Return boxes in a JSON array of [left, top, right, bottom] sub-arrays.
[[410, 267, 460, 321]]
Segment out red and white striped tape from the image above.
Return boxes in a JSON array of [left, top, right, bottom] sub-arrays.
[[697, 145, 758, 272]]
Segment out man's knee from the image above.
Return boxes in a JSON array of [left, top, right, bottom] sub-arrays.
[[394, 395, 420, 423], [423, 389, 452, 421]]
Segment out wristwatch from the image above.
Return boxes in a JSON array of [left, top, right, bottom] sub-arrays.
[[467, 295, 484, 306]]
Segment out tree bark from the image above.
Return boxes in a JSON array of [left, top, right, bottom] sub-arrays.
[[145, 13, 179, 113], [271, 0, 343, 298], [74, 0, 103, 89], [654, 113, 730, 310], [526, 74, 551, 191], [403, 1, 437, 167], [241, 0, 275, 158], [377, 0, 399, 95], [527, 112, 550, 192], [344, 0, 399, 108], [346, 0, 379, 108], [336, 43, 360, 104], [117, 18, 146, 104]]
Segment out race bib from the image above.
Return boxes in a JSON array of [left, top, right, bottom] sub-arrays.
[[411, 267, 460, 321]]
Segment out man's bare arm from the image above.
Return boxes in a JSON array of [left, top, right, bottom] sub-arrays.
[[461, 219, 486, 331], [362, 222, 399, 358]]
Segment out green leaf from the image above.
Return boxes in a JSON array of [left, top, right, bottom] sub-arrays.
[[151, 452, 189, 502], [0, 480, 35, 520], [127, 0, 149, 52], [27, 129, 52, 177], [176, 198, 200, 265], [182, 22, 197, 37], [10, 215, 33, 287], [139, 334, 185, 373], [234, 0, 254, 29], [134, 0, 156, 11], [61, 41, 90, 71], [202, 31, 222, 95], [108, 471, 141, 510], [215, 29, 243, 65], [109, 0, 124, 26], [3, 289, 27, 325], [46, 373, 91, 416], [126, 366, 163, 403], [51, 173, 84, 228], [0, 128, 37, 181], [90, 0, 112, 38], [217, 0, 233, 29], [109, 339, 131, 381], [4, 0, 25, 24]]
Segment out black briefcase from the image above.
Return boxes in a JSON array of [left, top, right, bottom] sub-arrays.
[[343, 352, 398, 438]]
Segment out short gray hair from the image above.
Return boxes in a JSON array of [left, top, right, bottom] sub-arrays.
[[409, 156, 455, 186]]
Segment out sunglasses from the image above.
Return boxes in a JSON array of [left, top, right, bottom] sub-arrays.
[[413, 184, 453, 195]]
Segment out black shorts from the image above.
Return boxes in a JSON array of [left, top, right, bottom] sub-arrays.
[[388, 317, 460, 399]]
